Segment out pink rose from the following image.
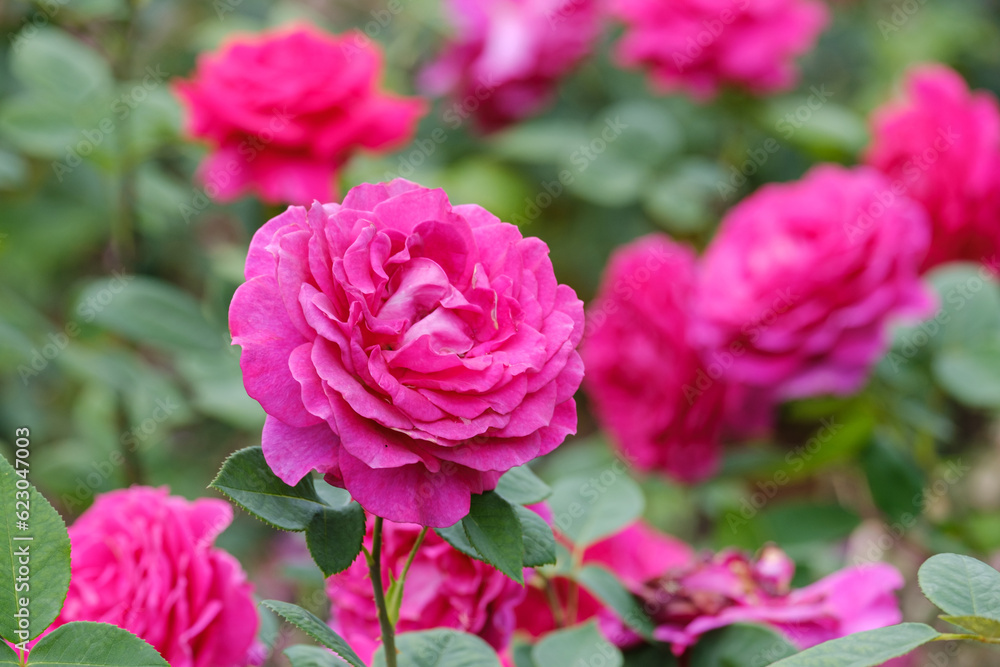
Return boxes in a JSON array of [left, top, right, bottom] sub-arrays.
[[691, 165, 933, 400], [581, 235, 758, 482], [600, 545, 904, 655], [514, 522, 693, 636], [864, 65, 1000, 271], [229, 179, 584, 527], [174, 26, 425, 204], [420, 0, 600, 131], [327, 517, 526, 663], [53, 487, 258, 667], [610, 0, 829, 99]]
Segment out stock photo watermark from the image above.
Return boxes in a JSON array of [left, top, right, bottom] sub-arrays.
[[11, 427, 33, 651], [17, 270, 134, 385], [510, 115, 630, 226], [52, 65, 170, 182]]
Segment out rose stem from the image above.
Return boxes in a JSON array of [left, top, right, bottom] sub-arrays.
[[543, 575, 566, 628], [370, 516, 398, 667]]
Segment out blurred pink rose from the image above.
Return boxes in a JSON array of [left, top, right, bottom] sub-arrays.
[[229, 179, 584, 527], [514, 522, 693, 636], [581, 235, 758, 482], [692, 165, 933, 400], [54, 487, 258, 667], [420, 0, 600, 131], [327, 517, 526, 663], [865, 65, 1000, 271], [174, 26, 425, 204], [611, 0, 828, 99], [601, 545, 905, 655]]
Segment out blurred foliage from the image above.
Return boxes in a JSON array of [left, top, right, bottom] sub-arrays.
[[3, 0, 1000, 663]]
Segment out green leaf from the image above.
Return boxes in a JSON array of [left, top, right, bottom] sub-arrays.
[[434, 522, 480, 560], [490, 119, 590, 164], [932, 343, 1000, 408], [926, 264, 1000, 351], [576, 566, 655, 640], [770, 101, 867, 156], [210, 447, 327, 531], [531, 621, 624, 667], [622, 645, 679, 667], [515, 506, 556, 568], [769, 623, 940, 667], [495, 466, 551, 505], [601, 100, 684, 167], [10, 28, 113, 104], [0, 149, 27, 190], [860, 437, 925, 524], [919, 553, 1000, 619], [75, 276, 223, 352], [372, 628, 502, 667], [0, 642, 18, 666], [26, 621, 169, 666], [727, 503, 861, 552], [0, 95, 80, 159], [565, 153, 648, 207], [643, 160, 727, 234], [0, 452, 71, 643], [689, 624, 798, 667], [462, 492, 524, 584], [176, 349, 265, 430], [511, 642, 535, 667], [385, 571, 404, 627], [284, 645, 345, 667], [548, 475, 644, 548], [940, 614, 1000, 638], [261, 600, 366, 667], [305, 503, 366, 577]]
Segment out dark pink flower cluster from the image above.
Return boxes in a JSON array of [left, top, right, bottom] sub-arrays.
[[865, 65, 1000, 271], [511, 522, 904, 658], [52, 487, 259, 667], [692, 165, 933, 400], [175, 26, 425, 204], [420, 0, 601, 131], [610, 0, 829, 99], [584, 165, 933, 481], [599, 543, 904, 656], [582, 236, 760, 482]]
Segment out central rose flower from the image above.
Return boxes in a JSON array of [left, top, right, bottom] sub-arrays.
[[229, 180, 584, 526]]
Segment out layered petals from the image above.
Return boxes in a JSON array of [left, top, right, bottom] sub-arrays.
[[692, 165, 934, 400], [420, 0, 601, 132], [611, 0, 829, 99], [174, 26, 426, 204], [229, 179, 585, 526], [52, 487, 258, 667], [582, 235, 757, 482], [864, 65, 1000, 271]]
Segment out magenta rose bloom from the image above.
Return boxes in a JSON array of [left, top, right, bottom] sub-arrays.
[[174, 26, 426, 204], [691, 165, 933, 400], [327, 517, 526, 663], [611, 0, 828, 99], [52, 487, 258, 667], [865, 65, 1000, 271], [420, 0, 600, 131], [229, 180, 584, 526], [582, 234, 756, 482], [600, 545, 904, 655]]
